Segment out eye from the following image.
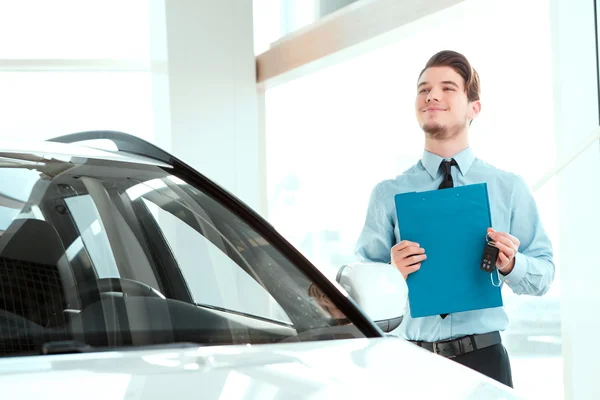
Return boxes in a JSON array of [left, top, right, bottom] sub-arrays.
[[443, 87, 455, 91], [419, 88, 430, 94]]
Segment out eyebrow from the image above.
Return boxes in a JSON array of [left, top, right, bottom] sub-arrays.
[[442, 80, 460, 88], [417, 80, 460, 89]]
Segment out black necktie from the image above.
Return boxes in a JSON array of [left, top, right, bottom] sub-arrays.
[[438, 159, 458, 190], [438, 159, 457, 319]]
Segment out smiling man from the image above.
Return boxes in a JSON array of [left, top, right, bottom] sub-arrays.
[[355, 50, 555, 387]]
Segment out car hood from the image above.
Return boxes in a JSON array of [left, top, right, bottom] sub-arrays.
[[0, 337, 525, 399]]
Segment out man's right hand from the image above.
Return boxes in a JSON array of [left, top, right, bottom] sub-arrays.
[[391, 240, 427, 280]]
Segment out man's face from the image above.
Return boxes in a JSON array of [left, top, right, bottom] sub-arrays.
[[415, 66, 481, 140]]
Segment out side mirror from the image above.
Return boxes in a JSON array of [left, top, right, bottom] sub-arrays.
[[336, 262, 408, 333]]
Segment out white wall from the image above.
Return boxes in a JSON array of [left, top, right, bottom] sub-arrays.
[[550, 0, 600, 399], [149, 0, 265, 215]]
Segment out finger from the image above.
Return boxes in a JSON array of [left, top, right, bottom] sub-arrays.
[[392, 240, 420, 251], [494, 241, 516, 260], [405, 263, 421, 274], [392, 251, 426, 270], [497, 252, 510, 268], [403, 253, 427, 266], [492, 236, 516, 251], [497, 232, 519, 247], [490, 235, 519, 251], [490, 231, 519, 247], [393, 251, 425, 268], [397, 246, 425, 259], [392, 246, 423, 265]]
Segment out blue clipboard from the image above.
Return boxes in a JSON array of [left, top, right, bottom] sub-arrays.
[[394, 183, 502, 318]]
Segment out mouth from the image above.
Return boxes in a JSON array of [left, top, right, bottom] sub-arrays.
[[422, 107, 446, 112]]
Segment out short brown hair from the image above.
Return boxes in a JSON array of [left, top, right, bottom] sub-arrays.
[[418, 50, 480, 102]]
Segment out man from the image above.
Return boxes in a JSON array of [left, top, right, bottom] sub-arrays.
[[307, 283, 350, 325], [355, 50, 555, 387]]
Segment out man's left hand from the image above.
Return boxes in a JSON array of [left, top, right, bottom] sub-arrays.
[[487, 228, 520, 275]]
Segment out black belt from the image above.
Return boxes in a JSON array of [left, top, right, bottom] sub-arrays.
[[409, 331, 501, 358]]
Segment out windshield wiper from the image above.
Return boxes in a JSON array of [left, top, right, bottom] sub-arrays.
[[41, 340, 93, 355]]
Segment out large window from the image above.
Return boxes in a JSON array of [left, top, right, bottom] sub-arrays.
[[0, 72, 153, 142], [265, 0, 563, 398], [252, 0, 360, 54], [0, 0, 149, 59], [0, 1, 152, 142]]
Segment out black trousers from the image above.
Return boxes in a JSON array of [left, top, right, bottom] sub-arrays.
[[450, 343, 513, 387]]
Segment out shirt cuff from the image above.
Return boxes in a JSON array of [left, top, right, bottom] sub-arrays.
[[498, 252, 527, 286]]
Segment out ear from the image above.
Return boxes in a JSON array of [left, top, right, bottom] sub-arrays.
[[468, 100, 481, 121]]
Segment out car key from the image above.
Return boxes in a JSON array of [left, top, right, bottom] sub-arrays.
[[480, 242, 499, 273]]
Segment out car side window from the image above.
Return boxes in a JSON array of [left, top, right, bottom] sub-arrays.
[[65, 195, 120, 278], [143, 198, 292, 324]]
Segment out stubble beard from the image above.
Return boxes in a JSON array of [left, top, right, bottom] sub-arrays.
[[422, 119, 468, 141]]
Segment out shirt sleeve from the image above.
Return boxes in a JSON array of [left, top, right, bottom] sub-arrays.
[[355, 182, 395, 263], [499, 175, 556, 295]]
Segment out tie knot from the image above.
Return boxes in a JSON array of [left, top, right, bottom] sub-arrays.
[[440, 159, 457, 174]]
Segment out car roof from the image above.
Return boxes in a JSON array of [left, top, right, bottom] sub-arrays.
[[0, 139, 172, 168]]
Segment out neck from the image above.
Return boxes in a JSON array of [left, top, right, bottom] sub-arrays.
[[424, 131, 469, 158]]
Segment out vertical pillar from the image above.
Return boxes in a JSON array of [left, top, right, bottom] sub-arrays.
[[149, 0, 264, 214]]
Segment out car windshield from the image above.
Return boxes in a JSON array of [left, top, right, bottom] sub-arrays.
[[0, 150, 365, 357]]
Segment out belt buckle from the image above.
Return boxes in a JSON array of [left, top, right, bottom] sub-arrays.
[[433, 341, 456, 358]]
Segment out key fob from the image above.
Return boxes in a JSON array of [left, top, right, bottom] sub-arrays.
[[481, 242, 499, 272]]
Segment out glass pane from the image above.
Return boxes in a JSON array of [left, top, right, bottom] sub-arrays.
[[65, 196, 119, 279], [253, 0, 319, 54], [0, 0, 149, 59], [142, 199, 292, 324], [0, 169, 41, 232], [0, 72, 153, 142], [265, 0, 562, 397], [253, 1, 372, 54]]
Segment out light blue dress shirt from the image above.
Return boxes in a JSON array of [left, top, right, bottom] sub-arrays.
[[355, 147, 555, 342]]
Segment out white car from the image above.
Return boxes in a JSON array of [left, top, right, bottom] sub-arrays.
[[0, 131, 525, 399]]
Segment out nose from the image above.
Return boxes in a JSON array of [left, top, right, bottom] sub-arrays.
[[426, 87, 441, 103]]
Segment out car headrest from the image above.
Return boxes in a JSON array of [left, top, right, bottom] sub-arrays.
[[0, 218, 66, 265]]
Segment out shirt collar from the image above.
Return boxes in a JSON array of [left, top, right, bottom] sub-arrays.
[[421, 147, 475, 179]]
